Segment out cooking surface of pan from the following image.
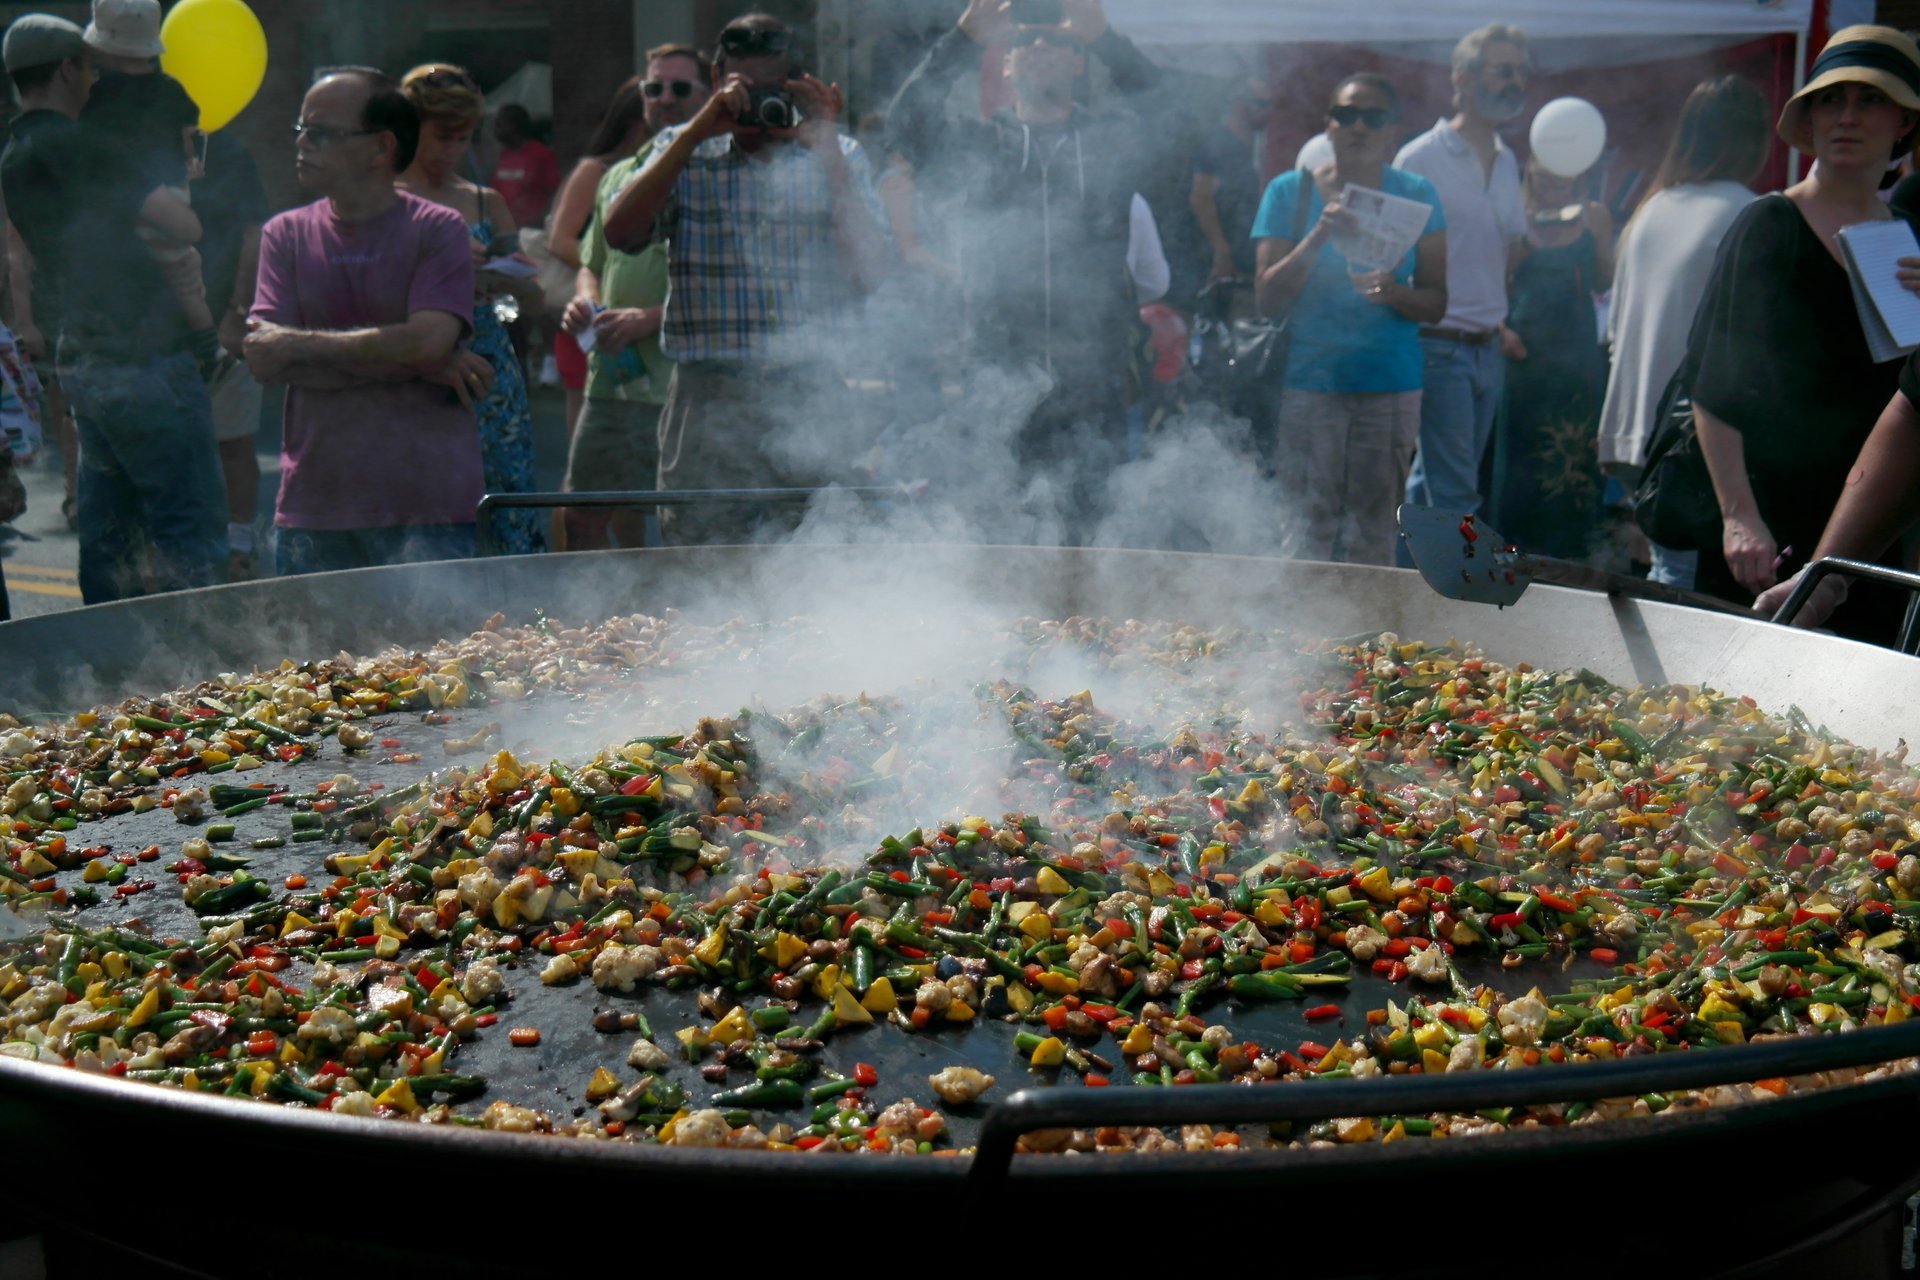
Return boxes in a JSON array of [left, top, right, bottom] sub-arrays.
[[4, 544, 1920, 1276]]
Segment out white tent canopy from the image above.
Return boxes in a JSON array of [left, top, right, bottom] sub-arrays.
[[1103, 0, 1814, 47]]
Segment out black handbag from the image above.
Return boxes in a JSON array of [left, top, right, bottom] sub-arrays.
[[1631, 359, 1722, 552], [1188, 170, 1314, 413]]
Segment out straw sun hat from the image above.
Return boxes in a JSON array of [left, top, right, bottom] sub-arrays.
[[1778, 25, 1920, 154]]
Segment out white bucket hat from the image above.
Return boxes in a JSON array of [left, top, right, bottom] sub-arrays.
[[83, 0, 165, 60]]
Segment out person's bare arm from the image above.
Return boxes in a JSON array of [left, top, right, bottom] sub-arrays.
[[605, 86, 741, 249], [788, 77, 890, 297], [4, 226, 34, 357], [547, 159, 607, 269], [245, 309, 465, 382], [1360, 228, 1447, 325], [218, 225, 262, 357], [1255, 182, 1346, 317], [1190, 171, 1239, 283], [141, 186, 202, 245], [880, 160, 955, 279], [1695, 403, 1776, 594], [1756, 391, 1920, 623], [478, 188, 544, 312]]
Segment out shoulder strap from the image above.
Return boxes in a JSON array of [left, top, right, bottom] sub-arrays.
[[1293, 167, 1313, 241]]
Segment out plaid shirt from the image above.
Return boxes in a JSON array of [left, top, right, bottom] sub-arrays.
[[649, 126, 885, 363]]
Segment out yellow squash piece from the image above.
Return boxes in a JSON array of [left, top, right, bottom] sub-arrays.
[[860, 976, 898, 1014], [832, 984, 874, 1025]]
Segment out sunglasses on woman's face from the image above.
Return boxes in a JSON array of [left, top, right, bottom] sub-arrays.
[[643, 79, 700, 100], [1328, 105, 1394, 128]]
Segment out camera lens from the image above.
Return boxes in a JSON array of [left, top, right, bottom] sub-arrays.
[[757, 96, 794, 129]]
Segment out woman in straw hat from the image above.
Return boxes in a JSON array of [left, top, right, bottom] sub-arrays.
[[1684, 24, 1920, 643]]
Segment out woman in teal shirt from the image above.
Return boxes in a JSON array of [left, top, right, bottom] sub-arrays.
[[1253, 73, 1447, 565]]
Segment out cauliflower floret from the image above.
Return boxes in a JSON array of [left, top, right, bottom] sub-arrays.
[[1406, 944, 1450, 984], [1497, 991, 1552, 1046], [459, 955, 507, 1005], [668, 1109, 734, 1147], [481, 1101, 543, 1132], [181, 873, 221, 906], [540, 952, 581, 986], [296, 1005, 358, 1046], [591, 944, 660, 993], [457, 868, 503, 913], [172, 788, 210, 822], [330, 1090, 377, 1118], [1899, 854, 1920, 898], [1447, 1039, 1481, 1072], [928, 1065, 996, 1106], [327, 773, 363, 798], [203, 919, 246, 950], [1344, 924, 1387, 962], [335, 722, 373, 751], [627, 1037, 671, 1071], [915, 980, 952, 1014]]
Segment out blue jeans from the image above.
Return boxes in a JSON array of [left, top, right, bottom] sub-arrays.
[[275, 523, 476, 577], [60, 349, 226, 604], [1648, 544, 1698, 589], [1406, 336, 1504, 517]]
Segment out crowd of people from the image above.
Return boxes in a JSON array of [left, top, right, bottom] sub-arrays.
[[3, 0, 1920, 649]]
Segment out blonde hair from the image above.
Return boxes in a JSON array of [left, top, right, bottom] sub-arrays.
[[401, 63, 484, 130]]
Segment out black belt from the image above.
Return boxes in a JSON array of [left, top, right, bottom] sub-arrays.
[[1420, 326, 1498, 346]]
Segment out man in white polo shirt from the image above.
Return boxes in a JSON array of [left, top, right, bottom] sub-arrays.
[[1394, 23, 1528, 519]]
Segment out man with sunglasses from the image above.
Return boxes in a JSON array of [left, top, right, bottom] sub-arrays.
[[1393, 22, 1530, 523], [558, 43, 711, 548], [887, 0, 1163, 537], [602, 14, 889, 546], [244, 68, 494, 576], [2, 9, 226, 604]]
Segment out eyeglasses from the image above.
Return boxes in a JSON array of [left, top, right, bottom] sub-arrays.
[[1327, 105, 1394, 128], [719, 26, 790, 57], [643, 79, 700, 100], [292, 120, 376, 147]]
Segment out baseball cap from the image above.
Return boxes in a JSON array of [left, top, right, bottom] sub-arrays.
[[3, 13, 86, 74], [84, 0, 164, 60]]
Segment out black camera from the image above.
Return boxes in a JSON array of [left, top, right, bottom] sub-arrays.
[[743, 85, 801, 130]]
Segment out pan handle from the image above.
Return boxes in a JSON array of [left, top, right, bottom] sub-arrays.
[[1770, 557, 1920, 656], [967, 1017, 1920, 1183]]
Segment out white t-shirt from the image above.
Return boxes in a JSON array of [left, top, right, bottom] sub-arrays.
[[1595, 180, 1757, 479], [1394, 117, 1525, 333]]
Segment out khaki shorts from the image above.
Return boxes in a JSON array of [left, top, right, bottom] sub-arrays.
[[208, 358, 263, 443], [1274, 388, 1422, 566], [562, 394, 664, 494]]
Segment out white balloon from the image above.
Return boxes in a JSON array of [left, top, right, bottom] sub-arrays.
[[1529, 97, 1607, 178]]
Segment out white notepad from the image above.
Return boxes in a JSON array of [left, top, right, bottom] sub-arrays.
[[1837, 220, 1920, 363]]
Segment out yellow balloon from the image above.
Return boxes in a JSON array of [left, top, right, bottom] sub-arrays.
[[159, 0, 268, 133]]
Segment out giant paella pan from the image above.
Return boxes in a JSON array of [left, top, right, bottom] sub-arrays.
[[3, 544, 1919, 1277]]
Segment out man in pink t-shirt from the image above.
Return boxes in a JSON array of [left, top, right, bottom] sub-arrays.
[[489, 104, 559, 229], [245, 66, 494, 575]]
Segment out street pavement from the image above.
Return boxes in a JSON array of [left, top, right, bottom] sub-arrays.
[[1, 379, 574, 621]]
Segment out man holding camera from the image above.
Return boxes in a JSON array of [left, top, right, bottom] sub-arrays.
[[602, 13, 887, 546], [888, 0, 1162, 536]]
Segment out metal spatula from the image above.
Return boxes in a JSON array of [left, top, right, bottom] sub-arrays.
[[1396, 504, 1750, 614]]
